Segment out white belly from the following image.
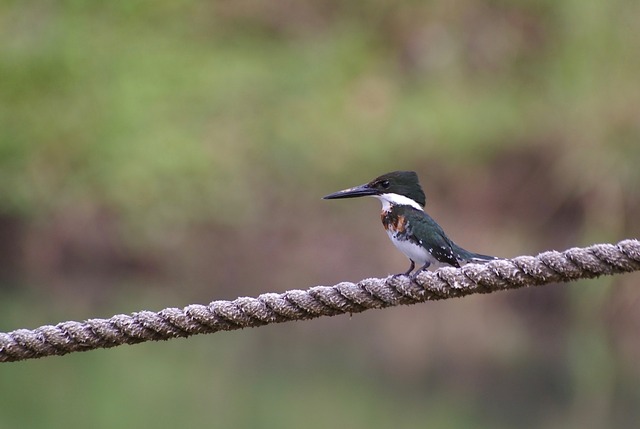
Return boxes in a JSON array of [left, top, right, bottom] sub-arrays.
[[386, 230, 443, 269]]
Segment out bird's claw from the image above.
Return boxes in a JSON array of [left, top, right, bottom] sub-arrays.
[[408, 273, 421, 286], [390, 272, 421, 286]]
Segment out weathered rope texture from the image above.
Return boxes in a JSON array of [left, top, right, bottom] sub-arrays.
[[2, 239, 639, 363]]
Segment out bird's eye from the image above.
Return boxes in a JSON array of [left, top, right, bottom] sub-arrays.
[[380, 180, 390, 189]]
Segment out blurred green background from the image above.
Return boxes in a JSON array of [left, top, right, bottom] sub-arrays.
[[1, 0, 640, 427]]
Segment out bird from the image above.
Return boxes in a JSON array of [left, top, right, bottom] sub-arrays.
[[323, 170, 497, 280]]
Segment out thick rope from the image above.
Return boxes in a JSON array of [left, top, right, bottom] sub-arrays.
[[1, 239, 639, 363]]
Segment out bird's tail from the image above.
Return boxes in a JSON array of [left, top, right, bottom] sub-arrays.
[[452, 244, 498, 264]]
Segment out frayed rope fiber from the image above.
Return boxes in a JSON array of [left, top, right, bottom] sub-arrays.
[[2, 239, 639, 363]]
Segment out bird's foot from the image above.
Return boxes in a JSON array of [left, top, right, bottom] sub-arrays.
[[390, 261, 424, 285], [408, 263, 430, 285], [408, 272, 421, 286], [389, 271, 421, 286]]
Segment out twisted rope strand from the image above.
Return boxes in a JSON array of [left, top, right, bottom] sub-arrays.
[[1, 239, 639, 363]]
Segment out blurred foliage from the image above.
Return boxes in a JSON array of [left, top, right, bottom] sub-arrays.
[[1, 0, 640, 428], [2, 0, 638, 228]]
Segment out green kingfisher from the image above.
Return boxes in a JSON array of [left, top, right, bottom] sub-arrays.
[[323, 171, 497, 280]]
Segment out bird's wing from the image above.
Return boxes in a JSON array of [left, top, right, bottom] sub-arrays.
[[408, 211, 461, 268]]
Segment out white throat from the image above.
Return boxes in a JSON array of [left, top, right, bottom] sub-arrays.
[[373, 193, 423, 211]]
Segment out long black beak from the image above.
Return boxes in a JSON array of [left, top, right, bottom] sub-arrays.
[[323, 183, 378, 200]]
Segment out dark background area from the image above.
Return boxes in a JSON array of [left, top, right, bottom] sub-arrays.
[[1, 0, 640, 427]]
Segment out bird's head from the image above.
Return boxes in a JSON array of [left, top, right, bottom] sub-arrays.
[[323, 171, 426, 209]]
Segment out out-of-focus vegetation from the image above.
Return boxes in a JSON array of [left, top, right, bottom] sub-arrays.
[[1, 0, 639, 428]]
